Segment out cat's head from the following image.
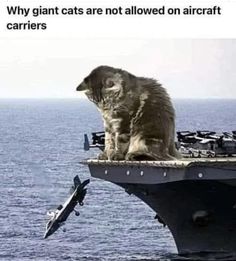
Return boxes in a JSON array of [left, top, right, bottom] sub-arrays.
[[76, 65, 135, 104]]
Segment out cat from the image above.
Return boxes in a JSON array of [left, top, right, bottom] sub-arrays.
[[77, 65, 180, 161]]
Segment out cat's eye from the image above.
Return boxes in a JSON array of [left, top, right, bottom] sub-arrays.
[[106, 79, 114, 88]]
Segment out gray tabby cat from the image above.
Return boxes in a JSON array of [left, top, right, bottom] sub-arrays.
[[77, 65, 181, 161]]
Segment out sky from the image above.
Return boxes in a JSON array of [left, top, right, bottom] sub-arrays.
[[0, 38, 236, 99]]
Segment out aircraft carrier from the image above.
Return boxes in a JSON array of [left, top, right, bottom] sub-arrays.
[[82, 131, 236, 256]]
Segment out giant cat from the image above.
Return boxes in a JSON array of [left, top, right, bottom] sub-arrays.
[[77, 65, 180, 161]]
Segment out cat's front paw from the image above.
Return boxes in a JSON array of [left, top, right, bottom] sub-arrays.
[[109, 151, 125, 161], [98, 151, 108, 160], [125, 152, 157, 161]]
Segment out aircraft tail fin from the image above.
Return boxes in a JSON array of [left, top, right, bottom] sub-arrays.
[[69, 175, 82, 194], [74, 175, 81, 187]]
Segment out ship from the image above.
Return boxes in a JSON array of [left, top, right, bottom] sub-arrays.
[[81, 131, 236, 257]]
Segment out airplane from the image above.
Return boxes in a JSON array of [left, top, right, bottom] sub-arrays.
[[177, 130, 236, 157], [44, 175, 90, 239], [84, 130, 236, 157], [84, 132, 105, 151]]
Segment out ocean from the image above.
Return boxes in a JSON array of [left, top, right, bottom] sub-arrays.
[[0, 99, 235, 261]]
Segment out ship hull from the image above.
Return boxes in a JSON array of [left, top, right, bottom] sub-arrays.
[[84, 158, 236, 255], [119, 180, 236, 254]]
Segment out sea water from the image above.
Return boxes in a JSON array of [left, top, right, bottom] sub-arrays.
[[0, 99, 235, 261]]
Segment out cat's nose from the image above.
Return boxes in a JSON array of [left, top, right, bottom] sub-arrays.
[[76, 82, 87, 91]]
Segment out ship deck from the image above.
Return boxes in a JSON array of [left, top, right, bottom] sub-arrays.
[[84, 157, 236, 167], [81, 157, 236, 184]]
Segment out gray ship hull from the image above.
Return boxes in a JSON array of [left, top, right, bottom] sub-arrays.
[[83, 158, 236, 255]]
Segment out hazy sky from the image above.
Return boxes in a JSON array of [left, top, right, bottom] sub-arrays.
[[0, 38, 236, 99]]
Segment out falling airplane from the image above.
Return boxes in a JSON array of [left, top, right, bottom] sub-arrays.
[[44, 175, 90, 239]]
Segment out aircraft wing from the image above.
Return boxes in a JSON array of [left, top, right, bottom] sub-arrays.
[[74, 179, 90, 199]]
